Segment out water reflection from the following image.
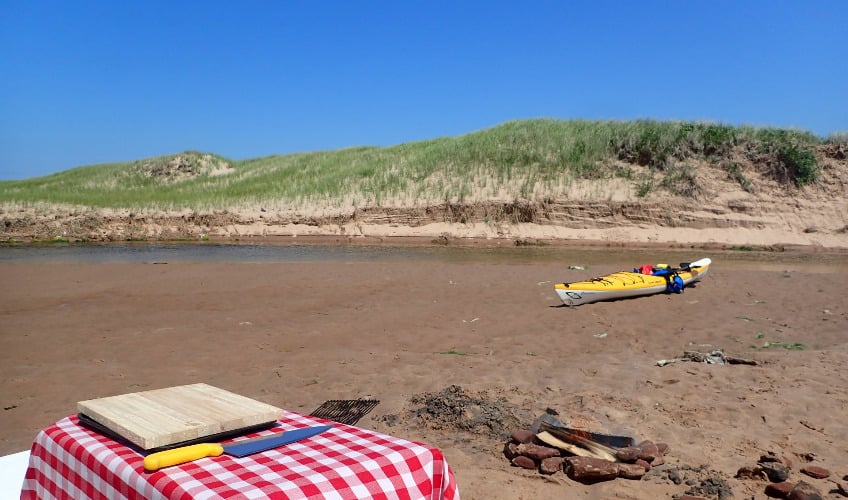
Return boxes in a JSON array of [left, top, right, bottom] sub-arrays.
[[0, 241, 845, 271]]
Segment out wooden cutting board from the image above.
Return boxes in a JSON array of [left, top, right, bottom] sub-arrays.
[[77, 383, 285, 450]]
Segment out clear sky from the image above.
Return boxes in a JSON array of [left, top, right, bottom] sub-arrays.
[[1, 1, 846, 180]]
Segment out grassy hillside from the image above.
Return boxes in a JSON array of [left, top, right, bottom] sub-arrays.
[[1, 119, 841, 211]]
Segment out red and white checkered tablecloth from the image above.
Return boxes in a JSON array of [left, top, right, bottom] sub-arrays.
[[21, 411, 459, 499]]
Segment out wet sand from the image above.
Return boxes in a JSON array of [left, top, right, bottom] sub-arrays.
[[2, 247, 847, 498]]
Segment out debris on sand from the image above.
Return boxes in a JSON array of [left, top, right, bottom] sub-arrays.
[[657, 345, 757, 367], [379, 385, 530, 440]]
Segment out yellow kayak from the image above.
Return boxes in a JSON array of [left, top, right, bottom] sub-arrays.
[[554, 258, 710, 306]]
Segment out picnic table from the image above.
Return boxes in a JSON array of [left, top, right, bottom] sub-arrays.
[[21, 410, 459, 499]]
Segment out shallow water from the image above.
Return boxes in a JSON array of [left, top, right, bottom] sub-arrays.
[[1, 241, 846, 272]]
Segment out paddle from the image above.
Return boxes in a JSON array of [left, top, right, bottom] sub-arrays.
[[677, 257, 711, 272], [642, 257, 711, 275]]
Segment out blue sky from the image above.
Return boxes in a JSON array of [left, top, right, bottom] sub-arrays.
[[1, 1, 846, 180]]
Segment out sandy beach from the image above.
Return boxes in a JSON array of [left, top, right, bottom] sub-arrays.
[[2, 244, 847, 498]]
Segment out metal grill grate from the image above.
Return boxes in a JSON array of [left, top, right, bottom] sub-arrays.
[[308, 399, 380, 426]]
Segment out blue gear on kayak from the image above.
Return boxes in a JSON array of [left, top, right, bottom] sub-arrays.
[[669, 275, 685, 293], [650, 268, 685, 293]]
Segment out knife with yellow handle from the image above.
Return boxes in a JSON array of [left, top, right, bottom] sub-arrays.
[[143, 425, 332, 471]]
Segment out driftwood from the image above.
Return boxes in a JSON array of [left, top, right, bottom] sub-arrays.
[[536, 431, 602, 459], [528, 412, 636, 462], [657, 348, 758, 367], [537, 421, 619, 462], [530, 413, 634, 448]]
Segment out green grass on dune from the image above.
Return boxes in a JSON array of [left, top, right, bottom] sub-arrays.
[[0, 119, 836, 211]]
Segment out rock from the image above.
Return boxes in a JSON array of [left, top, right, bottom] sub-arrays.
[[503, 441, 519, 460], [516, 442, 560, 460], [656, 442, 669, 455], [635, 458, 652, 472], [760, 452, 792, 468], [787, 480, 823, 500], [684, 475, 734, 499], [760, 461, 791, 482], [511, 455, 537, 470], [637, 440, 659, 462], [563, 456, 619, 482], [800, 466, 829, 479], [618, 462, 646, 480], [615, 446, 641, 462], [678, 496, 708, 500], [736, 465, 766, 480], [765, 481, 794, 498], [651, 455, 665, 467], [668, 468, 683, 485], [540, 457, 564, 475], [510, 429, 535, 444]]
